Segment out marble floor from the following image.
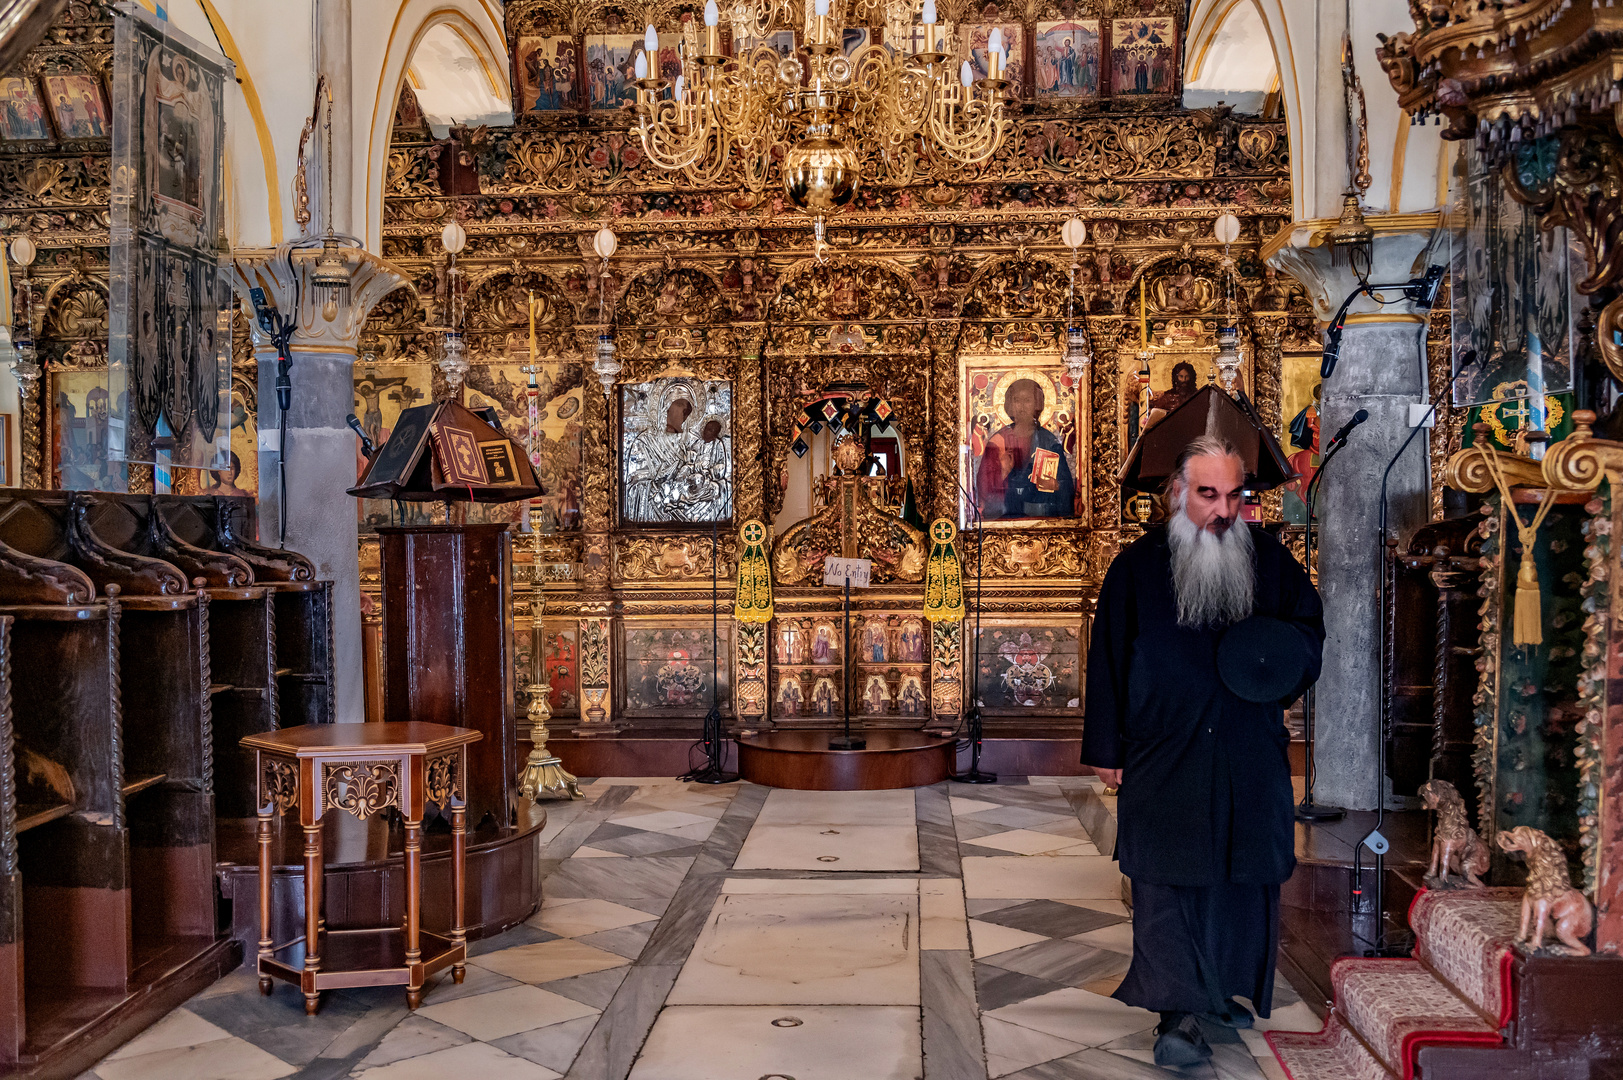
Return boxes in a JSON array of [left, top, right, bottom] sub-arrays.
[[79, 775, 1320, 1080]]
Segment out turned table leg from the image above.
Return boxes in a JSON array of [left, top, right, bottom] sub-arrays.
[[257, 803, 274, 996], [302, 820, 324, 1015], [451, 799, 467, 984], [404, 816, 422, 1008]]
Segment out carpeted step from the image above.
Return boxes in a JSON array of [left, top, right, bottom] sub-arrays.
[[1408, 886, 1522, 1025], [1331, 956, 1501, 1079], [1268, 1016, 1392, 1080]]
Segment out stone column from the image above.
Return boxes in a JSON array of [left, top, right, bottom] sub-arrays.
[[1270, 228, 1435, 810], [231, 245, 409, 724], [314, 0, 353, 236]]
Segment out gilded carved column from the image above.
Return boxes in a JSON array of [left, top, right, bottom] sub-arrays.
[[734, 323, 767, 528], [1089, 315, 1127, 532], [1251, 313, 1287, 522], [572, 324, 616, 732], [575, 324, 613, 590], [1427, 306, 1457, 523], [15, 363, 39, 488], [927, 319, 962, 526]]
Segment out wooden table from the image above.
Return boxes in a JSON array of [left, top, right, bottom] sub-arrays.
[[242, 722, 482, 1014]]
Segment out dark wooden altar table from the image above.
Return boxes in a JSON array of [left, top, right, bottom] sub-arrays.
[[241, 722, 481, 1014]]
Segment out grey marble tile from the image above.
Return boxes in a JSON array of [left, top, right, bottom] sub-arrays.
[[542, 965, 632, 1010], [577, 923, 656, 961], [922, 950, 987, 1080], [562, 963, 682, 1080], [966, 898, 1026, 917], [1002, 1047, 1216, 1079], [980, 939, 1132, 989], [919, 817, 962, 878], [636, 872, 725, 968], [962, 805, 1076, 830], [418, 961, 522, 1005], [311, 1002, 410, 1061], [469, 924, 561, 957], [916, 784, 956, 828], [973, 963, 1069, 1013], [541, 856, 697, 899], [589, 829, 706, 857], [619, 896, 674, 917], [1066, 786, 1117, 857], [955, 817, 1017, 841], [491, 1014, 600, 1074], [585, 822, 645, 845], [185, 984, 382, 1066], [978, 900, 1129, 939], [540, 787, 639, 861], [686, 782, 770, 878]]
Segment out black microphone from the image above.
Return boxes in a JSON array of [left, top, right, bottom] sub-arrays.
[[346, 414, 376, 459], [1325, 408, 1369, 453]]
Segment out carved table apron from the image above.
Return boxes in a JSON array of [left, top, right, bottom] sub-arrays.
[[241, 722, 482, 1014]]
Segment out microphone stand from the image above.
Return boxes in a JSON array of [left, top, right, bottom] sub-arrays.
[[952, 463, 995, 784], [680, 515, 737, 783], [829, 572, 866, 750], [1295, 432, 1353, 823]]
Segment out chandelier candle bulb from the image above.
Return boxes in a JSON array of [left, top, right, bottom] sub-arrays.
[[987, 28, 1003, 80], [923, 0, 936, 23], [635, 51, 648, 80], [960, 60, 973, 87], [644, 23, 658, 56], [703, 0, 720, 58]]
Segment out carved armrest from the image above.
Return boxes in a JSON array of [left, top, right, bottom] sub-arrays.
[[146, 503, 254, 588], [0, 535, 96, 605], [64, 496, 186, 597], [212, 499, 315, 582]]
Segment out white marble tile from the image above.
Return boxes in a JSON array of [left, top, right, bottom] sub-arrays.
[[96, 1036, 295, 1080], [104, 1010, 232, 1061], [720, 877, 918, 894], [628, 1006, 921, 1080], [471, 939, 631, 985], [1044, 843, 1102, 856], [612, 810, 717, 832], [531, 898, 659, 938], [733, 824, 919, 872], [963, 829, 1092, 856], [754, 788, 916, 827], [961, 856, 1123, 900], [352, 1041, 561, 1080], [356, 1017, 472, 1068], [416, 984, 598, 1042], [980, 1015, 1085, 1078], [1069, 923, 1136, 955], [668, 892, 919, 1005], [985, 987, 1158, 1048], [660, 819, 719, 842], [950, 796, 1002, 816], [919, 879, 969, 951], [571, 845, 625, 858], [1250, 1001, 1322, 1034], [969, 920, 1048, 960]]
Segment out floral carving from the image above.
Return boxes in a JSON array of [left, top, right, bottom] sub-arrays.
[[324, 761, 401, 821], [263, 759, 299, 813]]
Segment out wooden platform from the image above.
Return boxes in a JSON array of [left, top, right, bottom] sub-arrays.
[[215, 802, 548, 960], [737, 730, 955, 789]]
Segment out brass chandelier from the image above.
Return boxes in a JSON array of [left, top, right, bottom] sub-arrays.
[[633, 0, 1012, 219]]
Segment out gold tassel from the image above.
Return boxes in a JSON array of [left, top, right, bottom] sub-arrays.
[[1513, 553, 1543, 647], [1478, 445, 1557, 650]]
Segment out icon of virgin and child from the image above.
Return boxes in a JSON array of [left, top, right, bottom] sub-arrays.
[[973, 377, 1077, 521]]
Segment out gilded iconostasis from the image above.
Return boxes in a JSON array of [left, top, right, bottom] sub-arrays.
[[0, 0, 1450, 737]]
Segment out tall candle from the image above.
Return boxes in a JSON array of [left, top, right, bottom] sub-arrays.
[[529, 290, 537, 362], [1138, 279, 1147, 347]]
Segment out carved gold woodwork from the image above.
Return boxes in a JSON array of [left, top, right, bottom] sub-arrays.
[[773, 474, 928, 586], [960, 531, 1085, 579], [615, 534, 737, 583], [263, 760, 299, 813], [425, 753, 461, 806]]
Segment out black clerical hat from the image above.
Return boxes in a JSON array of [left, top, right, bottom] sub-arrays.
[[1217, 615, 1316, 703], [1119, 385, 1296, 492]]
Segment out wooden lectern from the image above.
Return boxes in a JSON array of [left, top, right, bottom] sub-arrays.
[[377, 524, 517, 830]]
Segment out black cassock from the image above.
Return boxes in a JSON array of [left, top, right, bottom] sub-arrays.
[[1082, 525, 1322, 1017]]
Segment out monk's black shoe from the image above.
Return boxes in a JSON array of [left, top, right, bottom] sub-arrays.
[[1203, 997, 1255, 1029], [1153, 1012, 1213, 1068]]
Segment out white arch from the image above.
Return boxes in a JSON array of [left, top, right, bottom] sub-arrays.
[[360, 1, 512, 252], [1186, 0, 1309, 219]]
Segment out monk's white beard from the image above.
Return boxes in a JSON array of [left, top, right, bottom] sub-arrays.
[[1167, 495, 1255, 629]]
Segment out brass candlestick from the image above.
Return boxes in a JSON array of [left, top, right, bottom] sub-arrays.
[[518, 506, 580, 801]]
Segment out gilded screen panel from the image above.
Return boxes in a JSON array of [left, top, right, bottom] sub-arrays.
[[621, 622, 732, 718], [961, 359, 1084, 526]]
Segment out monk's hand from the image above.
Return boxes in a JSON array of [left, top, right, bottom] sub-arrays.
[[1094, 767, 1122, 790]]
